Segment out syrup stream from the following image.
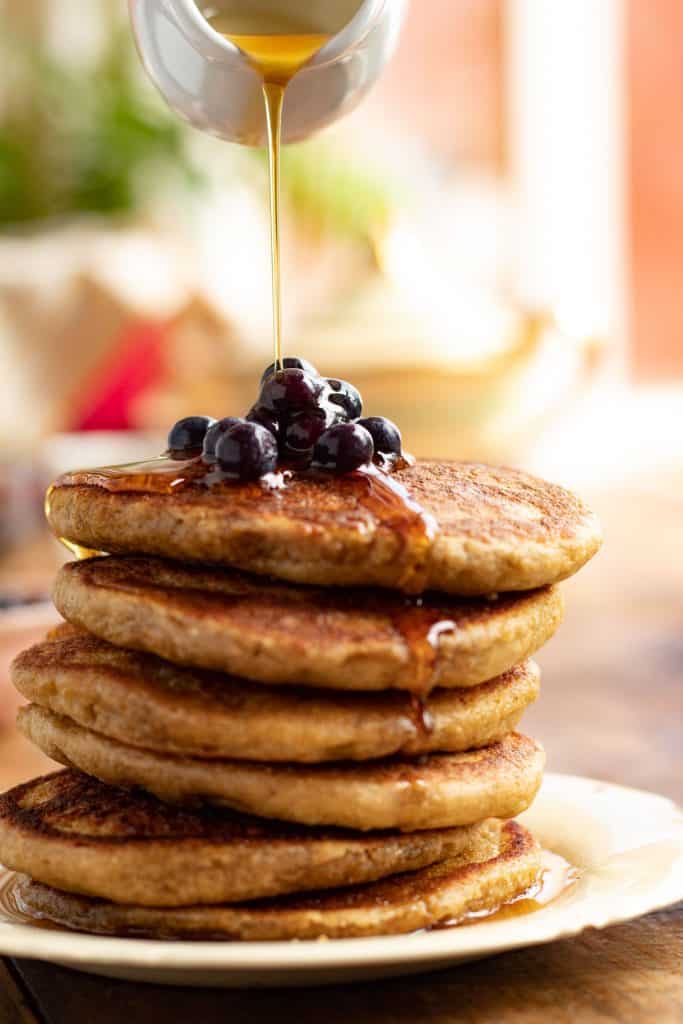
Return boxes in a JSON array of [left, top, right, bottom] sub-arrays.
[[205, 11, 332, 369], [263, 81, 284, 370]]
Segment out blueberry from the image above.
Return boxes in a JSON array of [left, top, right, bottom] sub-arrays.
[[260, 356, 318, 384], [202, 417, 243, 460], [215, 421, 278, 481], [283, 409, 330, 461], [312, 422, 374, 474], [168, 415, 215, 454], [325, 379, 362, 420], [357, 416, 402, 457], [259, 368, 324, 416], [246, 404, 280, 438]]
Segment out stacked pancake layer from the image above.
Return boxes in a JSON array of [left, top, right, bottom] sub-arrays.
[[0, 460, 601, 939]]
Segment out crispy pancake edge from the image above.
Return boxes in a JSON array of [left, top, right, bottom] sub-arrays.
[[47, 461, 602, 594], [53, 555, 563, 690], [12, 821, 541, 939], [0, 771, 495, 906], [12, 632, 541, 761], [18, 706, 546, 831]]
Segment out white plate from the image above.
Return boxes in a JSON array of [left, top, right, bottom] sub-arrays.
[[0, 773, 681, 988]]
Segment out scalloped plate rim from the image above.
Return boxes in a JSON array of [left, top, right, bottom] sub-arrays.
[[0, 772, 680, 985]]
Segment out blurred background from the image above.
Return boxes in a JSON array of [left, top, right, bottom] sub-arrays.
[[0, 1, 681, 796]]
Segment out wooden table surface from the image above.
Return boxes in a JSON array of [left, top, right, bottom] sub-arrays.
[[0, 479, 681, 1022]]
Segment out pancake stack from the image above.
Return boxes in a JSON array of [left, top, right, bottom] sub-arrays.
[[0, 459, 601, 939]]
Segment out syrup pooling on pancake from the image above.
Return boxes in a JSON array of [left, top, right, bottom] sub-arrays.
[[52, 455, 285, 495], [54, 453, 445, 601]]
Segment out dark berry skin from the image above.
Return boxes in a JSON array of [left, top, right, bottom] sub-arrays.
[[259, 368, 324, 416], [215, 421, 278, 481], [246, 405, 280, 438], [325, 379, 362, 419], [168, 416, 215, 454], [202, 417, 243, 460], [357, 416, 402, 457], [260, 357, 318, 385], [312, 422, 374, 474], [282, 409, 330, 462]]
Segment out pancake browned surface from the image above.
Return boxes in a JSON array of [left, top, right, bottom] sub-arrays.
[[12, 631, 540, 761], [18, 706, 545, 830], [53, 556, 562, 690], [13, 820, 541, 940], [0, 771, 490, 906], [47, 460, 602, 594]]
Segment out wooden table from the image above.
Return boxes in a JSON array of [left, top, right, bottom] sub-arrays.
[[1, 480, 682, 1022]]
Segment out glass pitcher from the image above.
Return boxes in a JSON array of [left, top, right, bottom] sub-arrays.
[[129, 0, 408, 144]]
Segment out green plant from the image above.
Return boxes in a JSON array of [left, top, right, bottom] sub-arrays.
[[0, 28, 200, 228]]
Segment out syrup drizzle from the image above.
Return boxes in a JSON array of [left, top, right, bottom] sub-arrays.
[[53, 455, 289, 496], [204, 10, 332, 371], [51, 456, 439, 596], [434, 851, 579, 930], [391, 598, 457, 694], [50, 455, 455, 693], [0, 871, 65, 932], [352, 463, 437, 595], [45, 483, 104, 561], [408, 694, 435, 740], [55, 455, 214, 494]]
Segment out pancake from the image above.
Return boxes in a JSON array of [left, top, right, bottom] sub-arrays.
[[52, 556, 562, 691], [0, 771, 489, 907], [18, 707, 545, 831], [46, 459, 602, 595], [12, 820, 541, 940], [12, 631, 540, 762]]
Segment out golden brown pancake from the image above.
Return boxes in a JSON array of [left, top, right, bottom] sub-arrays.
[[46, 460, 602, 595], [0, 771, 488, 906], [12, 820, 541, 939], [53, 555, 562, 691], [18, 706, 545, 831], [11, 630, 540, 762]]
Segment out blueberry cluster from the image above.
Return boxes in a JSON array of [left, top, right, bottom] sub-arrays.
[[167, 357, 403, 482]]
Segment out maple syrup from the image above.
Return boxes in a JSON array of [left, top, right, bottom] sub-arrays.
[[352, 463, 437, 595], [391, 600, 457, 694], [51, 456, 440, 593], [53, 455, 289, 496], [44, 483, 103, 560], [439, 851, 579, 929], [0, 870, 65, 932], [201, 5, 338, 370], [408, 694, 435, 740]]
